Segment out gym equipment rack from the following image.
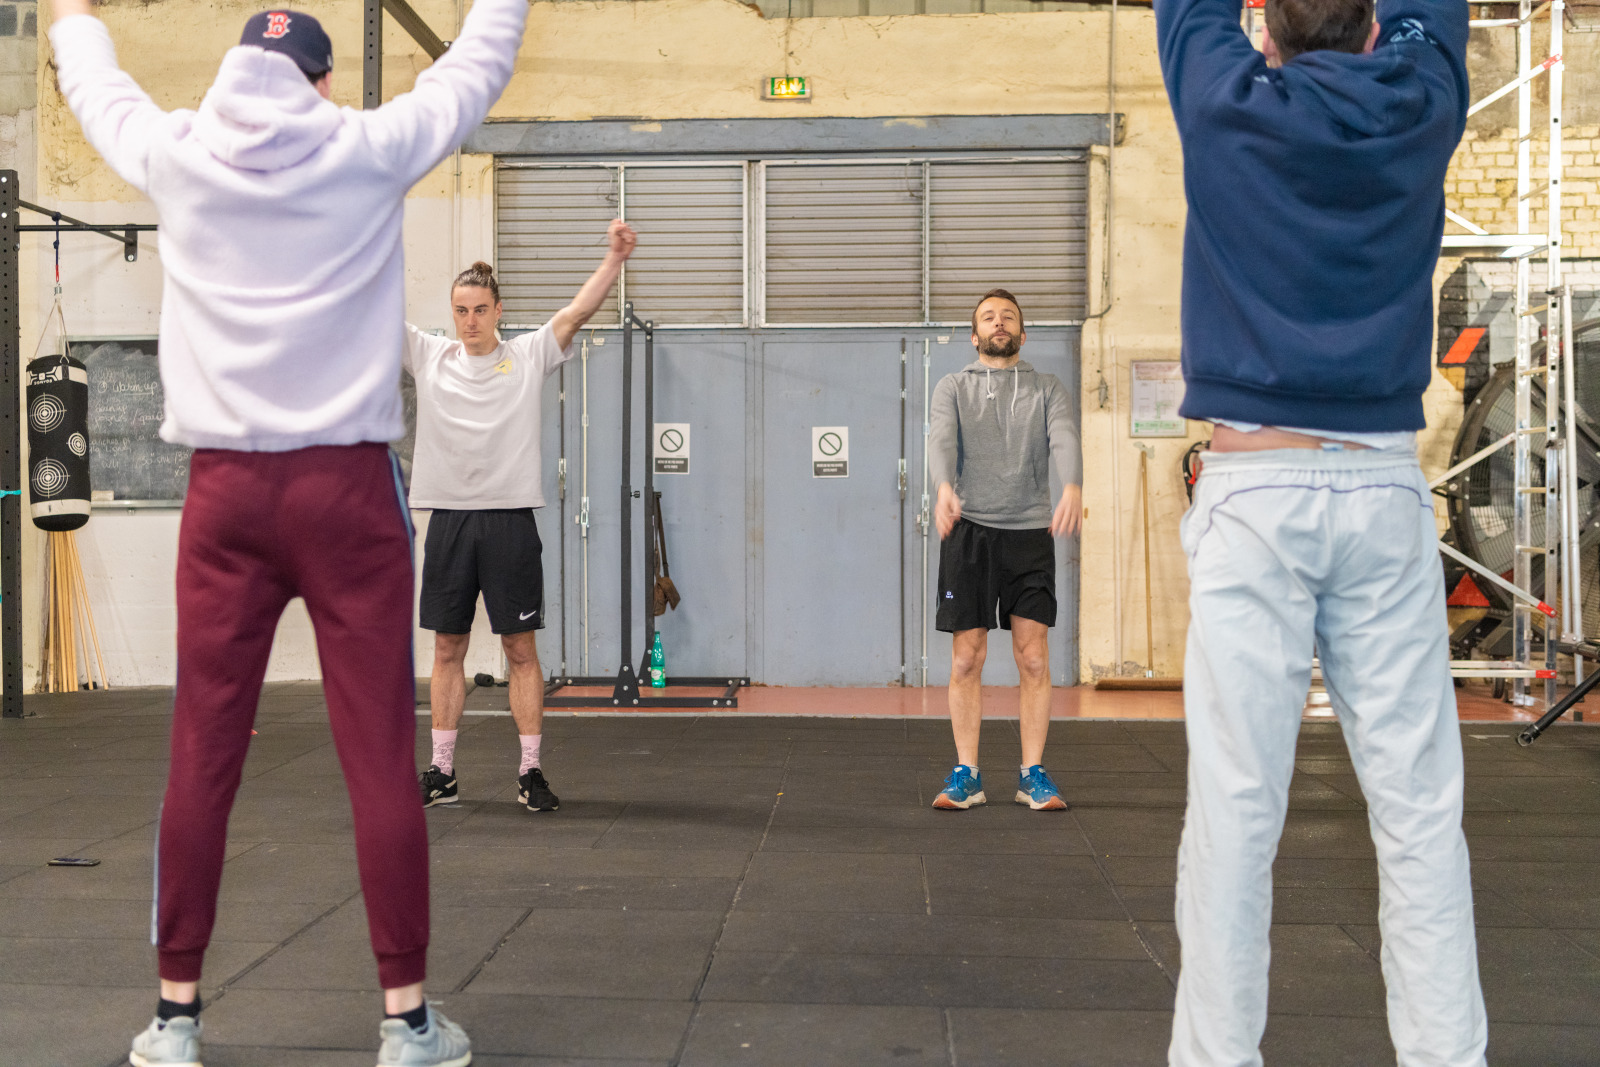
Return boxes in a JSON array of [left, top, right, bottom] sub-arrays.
[[541, 304, 749, 708], [0, 181, 159, 718]]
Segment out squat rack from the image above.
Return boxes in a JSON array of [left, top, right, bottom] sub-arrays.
[[542, 303, 749, 708]]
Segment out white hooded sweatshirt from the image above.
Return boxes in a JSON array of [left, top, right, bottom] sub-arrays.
[[48, 0, 528, 451]]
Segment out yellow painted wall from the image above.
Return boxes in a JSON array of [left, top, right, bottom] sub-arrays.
[[24, 0, 1477, 687]]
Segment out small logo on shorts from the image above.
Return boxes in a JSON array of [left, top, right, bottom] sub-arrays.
[[945, 591, 954, 599], [519, 610, 538, 621]]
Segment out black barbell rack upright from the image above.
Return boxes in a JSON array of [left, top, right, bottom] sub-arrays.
[[1, 172, 21, 718], [542, 302, 747, 709]]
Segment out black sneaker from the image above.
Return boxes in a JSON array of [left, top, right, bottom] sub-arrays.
[[518, 767, 560, 812], [419, 765, 458, 808]]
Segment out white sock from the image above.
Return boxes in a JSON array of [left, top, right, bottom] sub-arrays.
[[431, 729, 457, 774], [519, 734, 542, 775]]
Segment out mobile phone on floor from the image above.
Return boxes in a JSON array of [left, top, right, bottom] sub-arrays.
[[48, 857, 100, 867]]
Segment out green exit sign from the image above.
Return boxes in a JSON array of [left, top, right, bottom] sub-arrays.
[[763, 76, 811, 100]]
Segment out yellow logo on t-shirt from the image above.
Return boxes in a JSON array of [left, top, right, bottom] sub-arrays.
[[494, 358, 512, 375]]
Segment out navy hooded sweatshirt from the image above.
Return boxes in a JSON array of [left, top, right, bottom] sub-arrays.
[[1155, 0, 1469, 431]]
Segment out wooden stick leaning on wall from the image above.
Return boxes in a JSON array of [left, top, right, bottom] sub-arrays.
[[44, 533, 68, 691], [67, 533, 108, 689], [1095, 443, 1183, 692], [1142, 447, 1154, 678], [41, 530, 109, 693]]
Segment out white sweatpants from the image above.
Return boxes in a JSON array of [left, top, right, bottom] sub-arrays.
[[1169, 447, 1487, 1067]]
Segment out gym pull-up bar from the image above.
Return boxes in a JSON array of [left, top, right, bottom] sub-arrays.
[[16, 199, 158, 263], [544, 302, 748, 709]]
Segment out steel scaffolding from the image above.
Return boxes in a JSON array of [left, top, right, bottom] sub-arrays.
[[1440, 0, 1572, 705]]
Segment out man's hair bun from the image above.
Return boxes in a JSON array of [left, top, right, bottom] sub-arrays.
[[452, 261, 499, 302]]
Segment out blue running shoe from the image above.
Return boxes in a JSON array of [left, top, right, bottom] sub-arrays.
[[933, 765, 986, 810], [1016, 765, 1069, 810]]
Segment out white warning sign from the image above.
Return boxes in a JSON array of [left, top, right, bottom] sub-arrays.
[[812, 426, 849, 478], [654, 423, 690, 475]]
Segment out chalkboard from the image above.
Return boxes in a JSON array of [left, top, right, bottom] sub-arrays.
[[69, 336, 423, 505], [71, 337, 191, 505]]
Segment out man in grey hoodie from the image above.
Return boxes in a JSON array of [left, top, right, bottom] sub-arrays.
[[928, 289, 1083, 811]]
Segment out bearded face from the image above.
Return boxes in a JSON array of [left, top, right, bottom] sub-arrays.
[[977, 331, 1022, 359], [971, 296, 1024, 360]]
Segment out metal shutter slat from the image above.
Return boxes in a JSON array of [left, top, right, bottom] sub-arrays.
[[496, 164, 746, 326], [764, 163, 924, 324], [928, 160, 1088, 324], [496, 167, 620, 325], [622, 166, 746, 325]]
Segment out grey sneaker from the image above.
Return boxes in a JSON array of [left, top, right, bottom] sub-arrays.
[[129, 1015, 202, 1067], [377, 1003, 472, 1067]]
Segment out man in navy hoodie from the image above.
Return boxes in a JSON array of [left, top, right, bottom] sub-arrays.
[[1155, 0, 1487, 1062]]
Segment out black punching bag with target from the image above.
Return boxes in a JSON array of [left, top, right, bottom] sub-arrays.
[[26, 354, 91, 532]]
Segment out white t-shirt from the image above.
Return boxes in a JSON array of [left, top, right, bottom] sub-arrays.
[[404, 322, 575, 510]]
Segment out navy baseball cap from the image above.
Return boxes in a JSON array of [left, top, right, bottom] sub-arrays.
[[240, 10, 333, 77]]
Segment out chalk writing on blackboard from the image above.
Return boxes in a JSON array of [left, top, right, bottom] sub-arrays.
[[70, 338, 191, 504]]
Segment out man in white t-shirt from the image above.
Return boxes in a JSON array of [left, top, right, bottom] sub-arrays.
[[410, 219, 637, 815]]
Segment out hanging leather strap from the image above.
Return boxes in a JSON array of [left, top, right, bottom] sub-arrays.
[[653, 489, 671, 578]]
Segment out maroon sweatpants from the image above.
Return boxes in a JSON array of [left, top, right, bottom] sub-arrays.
[[157, 443, 429, 989]]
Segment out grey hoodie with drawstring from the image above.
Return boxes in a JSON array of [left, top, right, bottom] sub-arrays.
[[928, 359, 1081, 531]]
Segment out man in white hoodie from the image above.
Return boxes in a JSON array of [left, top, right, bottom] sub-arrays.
[[48, 2, 528, 1064]]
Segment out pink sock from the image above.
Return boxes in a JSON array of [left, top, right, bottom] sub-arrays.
[[519, 734, 541, 775], [431, 729, 457, 774]]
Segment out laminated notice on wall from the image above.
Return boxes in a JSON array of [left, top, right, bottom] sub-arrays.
[[654, 423, 690, 475], [812, 426, 849, 478], [1130, 362, 1187, 438]]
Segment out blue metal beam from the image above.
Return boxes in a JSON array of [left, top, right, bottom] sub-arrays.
[[465, 112, 1120, 157]]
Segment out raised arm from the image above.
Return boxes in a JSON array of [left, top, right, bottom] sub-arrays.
[[362, 0, 530, 185], [1374, 0, 1469, 122], [1154, 0, 1267, 126], [49, 0, 165, 193], [549, 220, 638, 352], [1375, 0, 1468, 63]]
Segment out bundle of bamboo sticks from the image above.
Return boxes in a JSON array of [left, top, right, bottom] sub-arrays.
[[42, 530, 109, 693]]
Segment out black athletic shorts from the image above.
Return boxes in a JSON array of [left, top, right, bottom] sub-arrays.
[[420, 508, 545, 635], [936, 518, 1056, 632]]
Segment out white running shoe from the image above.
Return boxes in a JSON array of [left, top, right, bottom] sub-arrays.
[[129, 1014, 203, 1067], [377, 1003, 472, 1067]]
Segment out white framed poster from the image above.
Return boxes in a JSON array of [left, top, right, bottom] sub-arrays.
[[1131, 361, 1187, 438]]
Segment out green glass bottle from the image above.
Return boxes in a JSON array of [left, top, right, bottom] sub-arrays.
[[649, 632, 666, 689]]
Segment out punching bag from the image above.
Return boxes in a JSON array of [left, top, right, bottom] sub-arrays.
[[26, 353, 91, 532]]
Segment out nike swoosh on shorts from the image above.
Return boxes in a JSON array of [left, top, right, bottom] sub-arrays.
[[519, 610, 537, 621]]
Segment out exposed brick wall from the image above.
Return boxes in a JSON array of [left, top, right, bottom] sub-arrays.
[[1446, 125, 1600, 259]]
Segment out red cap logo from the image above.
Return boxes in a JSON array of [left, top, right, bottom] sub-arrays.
[[264, 12, 290, 38]]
